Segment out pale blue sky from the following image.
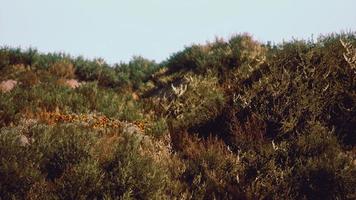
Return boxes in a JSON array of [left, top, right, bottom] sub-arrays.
[[0, 0, 355, 63]]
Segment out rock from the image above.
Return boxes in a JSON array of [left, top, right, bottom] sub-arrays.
[[0, 79, 17, 92], [19, 135, 30, 146], [123, 123, 142, 135], [64, 79, 81, 89], [122, 123, 150, 143], [132, 92, 139, 100]]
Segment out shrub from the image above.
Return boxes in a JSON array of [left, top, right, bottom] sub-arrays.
[[145, 117, 168, 138], [0, 89, 20, 125], [0, 32, 355, 199], [0, 128, 42, 199], [230, 34, 356, 144], [27, 124, 102, 198], [101, 133, 169, 199], [287, 122, 355, 199], [0, 47, 38, 70], [74, 81, 143, 120], [177, 135, 243, 199], [49, 60, 75, 79], [234, 122, 355, 199], [29, 125, 94, 180], [18, 70, 40, 87], [0, 81, 143, 125], [52, 160, 103, 199], [160, 73, 225, 130]]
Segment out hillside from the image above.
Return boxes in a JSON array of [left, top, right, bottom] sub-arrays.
[[0, 32, 355, 199]]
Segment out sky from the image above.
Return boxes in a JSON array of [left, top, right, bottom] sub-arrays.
[[0, 0, 355, 64]]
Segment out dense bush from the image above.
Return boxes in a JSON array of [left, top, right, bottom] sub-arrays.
[[0, 124, 176, 199], [0, 32, 355, 199], [177, 135, 243, 199], [49, 59, 75, 79], [228, 34, 356, 145], [159, 72, 225, 130], [0, 81, 143, 126], [101, 133, 169, 199], [74, 56, 160, 90], [0, 127, 42, 199]]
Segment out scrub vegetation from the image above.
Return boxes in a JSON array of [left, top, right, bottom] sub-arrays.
[[0, 32, 355, 199]]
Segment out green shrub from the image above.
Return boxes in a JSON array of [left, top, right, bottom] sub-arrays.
[[0, 47, 38, 70], [29, 124, 103, 199], [234, 122, 355, 199], [230, 34, 356, 144], [0, 128, 42, 199], [287, 122, 355, 199], [101, 133, 169, 199], [177, 135, 243, 199], [53, 160, 103, 199], [161, 73, 225, 130], [49, 60, 75, 79], [0, 81, 143, 125], [0, 91, 19, 125], [74, 81, 143, 120], [18, 70, 40, 87], [29, 125, 94, 180], [0, 32, 355, 199], [145, 117, 168, 138]]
